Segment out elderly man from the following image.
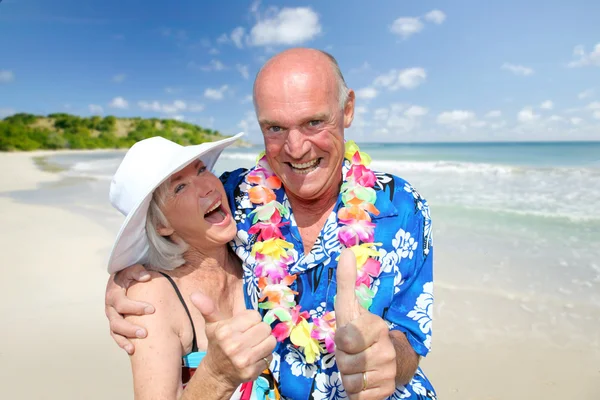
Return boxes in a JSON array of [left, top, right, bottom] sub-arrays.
[[105, 48, 436, 400]]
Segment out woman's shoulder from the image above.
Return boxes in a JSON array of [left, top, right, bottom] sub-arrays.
[[126, 270, 177, 303]]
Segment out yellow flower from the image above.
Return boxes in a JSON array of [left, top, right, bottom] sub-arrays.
[[290, 319, 323, 364], [344, 140, 372, 166], [346, 242, 382, 268], [252, 238, 293, 259]]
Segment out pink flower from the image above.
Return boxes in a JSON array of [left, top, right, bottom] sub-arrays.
[[271, 305, 310, 342], [311, 311, 336, 353], [347, 164, 377, 188], [356, 258, 381, 287], [248, 209, 288, 241], [337, 219, 376, 247]]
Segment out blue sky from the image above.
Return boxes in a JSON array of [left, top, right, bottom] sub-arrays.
[[1, 0, 599, 143]]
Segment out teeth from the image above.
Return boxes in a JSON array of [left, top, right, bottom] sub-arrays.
[[206, 201, 221, 214], [290, 159, 319, 169]]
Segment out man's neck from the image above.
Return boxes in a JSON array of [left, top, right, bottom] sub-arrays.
[[286, 180, 341, 255]]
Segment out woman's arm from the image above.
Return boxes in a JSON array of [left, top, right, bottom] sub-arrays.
[[125, 277, 186, 400]]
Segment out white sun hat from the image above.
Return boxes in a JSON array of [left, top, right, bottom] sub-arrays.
[[107, 132, 244, 274]]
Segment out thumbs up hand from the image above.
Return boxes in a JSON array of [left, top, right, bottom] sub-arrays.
[[191, 291, 276, 389], [334, 249, 397, 399]]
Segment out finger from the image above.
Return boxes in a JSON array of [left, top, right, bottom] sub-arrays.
[[110, 331, 135, 355], [109, 312, 148, 340], [241, 321, 272, 348], [334, 314, 382, 354], [111, 295, 155, 316], [335, 347, 370, 375], [341, 371, 387, 398], [248, 336, 277, 368], [335, 248, 360, 327], [190, 291, 227, 324], [113, 264, 151, 289]]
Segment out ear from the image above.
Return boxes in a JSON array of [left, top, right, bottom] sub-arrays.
[[343, 89, 356, 128], [157, 225, 175, 237]]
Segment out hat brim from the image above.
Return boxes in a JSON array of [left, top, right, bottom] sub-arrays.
[[107, 132, 244, 274]]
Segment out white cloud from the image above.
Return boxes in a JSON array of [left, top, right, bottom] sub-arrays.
[[249, 7, 321, 46], [404, 105, 429, 118], [578, 89, 594, 99], [424, 10, 446, 24], [567, 43, 600, 68], [374, 67, 427, 90], [540, 100, 554, 110], [199, 59, 226, 71], [390, 17, 424, 39], [204, 85, 229, 100], [485, 110, 502, 118], [231, 27, 245, 48], [209, 48, 219, 55], [237, 64, 250, 79], [374, 108, 389, 121], [571, 117, 583, 125], [349, 62, 371, 74], [0, 70, 15, 83], [241, 94, 253, 104], [138, 100, 204, 114], [89, 104, 104, 114], [161, 28, 187, 41], [165, 87, 181, 94], [471, 120, 487, 128], [109, 97, 129, 109], [355, 87, 378, 100], [501, 63, 534, 76], [548, 115, 567, 123], [517, 106, 540, 123], [437, 110, 476, 125], [112, 73, 126, 83], [216, 34, 229, 44], [0, 108, 16, 117]]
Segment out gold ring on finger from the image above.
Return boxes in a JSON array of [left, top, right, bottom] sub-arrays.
[[362, 371, 368, 391], [262, 357, 270, 370]]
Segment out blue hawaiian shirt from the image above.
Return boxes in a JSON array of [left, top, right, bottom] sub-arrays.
[[220, 161, 437, 400]]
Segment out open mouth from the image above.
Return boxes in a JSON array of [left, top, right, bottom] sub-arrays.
[[204, 200, 228, 224], [287, 158, 322, 175]]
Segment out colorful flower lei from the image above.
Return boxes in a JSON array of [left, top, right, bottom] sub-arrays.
[[246, 141, 381, 364]]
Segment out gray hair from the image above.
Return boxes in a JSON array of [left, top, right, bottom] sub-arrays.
[[319, 50, 350, 109], [253, 49, 350, 111], [144, 180, 189, 271]]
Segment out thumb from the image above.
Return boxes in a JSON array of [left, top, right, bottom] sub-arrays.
[[191, 291, 226, 324], [335, 248, 360, 327]]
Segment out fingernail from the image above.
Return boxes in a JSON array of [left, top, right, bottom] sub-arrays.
[[125, 345, 133, 354], [135, 329, 146, 338], [144, 306, 155, 314], [139, 272, 150, 280]]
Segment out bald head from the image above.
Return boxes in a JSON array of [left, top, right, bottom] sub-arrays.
[[253, 48, 350, 110]]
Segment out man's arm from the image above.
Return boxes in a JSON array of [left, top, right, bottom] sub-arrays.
[[389, 330, 420, 386], [105, 264, 155, 354]]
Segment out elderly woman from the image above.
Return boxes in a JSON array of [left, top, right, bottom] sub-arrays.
[[107, 133, 278, 399]]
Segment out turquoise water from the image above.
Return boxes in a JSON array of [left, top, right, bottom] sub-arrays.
[[20, 141, 600, 307]]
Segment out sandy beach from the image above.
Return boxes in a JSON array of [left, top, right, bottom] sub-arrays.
[[0, 150, 598, 400]]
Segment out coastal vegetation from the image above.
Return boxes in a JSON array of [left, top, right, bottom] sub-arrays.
[[0, 113, 232, 151]]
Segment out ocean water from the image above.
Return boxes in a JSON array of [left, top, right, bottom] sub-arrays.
[[16, 141, 600, 314]]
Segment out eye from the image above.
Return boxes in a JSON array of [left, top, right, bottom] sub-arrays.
[[308, 120, 323, 127], [267, 126, 282, 133], [197, 166, 206, 175], [174, 183, 186, 194]]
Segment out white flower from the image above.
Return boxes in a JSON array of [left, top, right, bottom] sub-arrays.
[[389, 385, 412, 399], [284, 345, 317, 379], [407, 282, 433, 335], [309, 302, 327, 319], [313, 371, 347, 400], [270, 352, 281, 383]]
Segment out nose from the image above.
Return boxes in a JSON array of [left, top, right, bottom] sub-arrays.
[[193, 175, 215, 198], [284, 128, 310, 160]]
